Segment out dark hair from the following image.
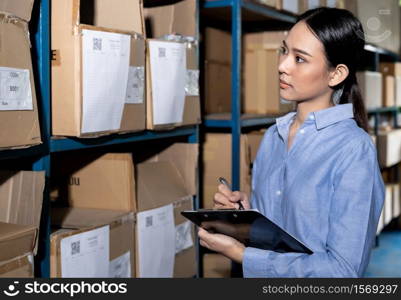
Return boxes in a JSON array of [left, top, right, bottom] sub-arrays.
[[297, 7, 369, 132]]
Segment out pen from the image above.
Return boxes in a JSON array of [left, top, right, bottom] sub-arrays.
[[218, 177, 244, 210]]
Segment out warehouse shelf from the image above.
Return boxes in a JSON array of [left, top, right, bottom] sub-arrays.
[[202, 0, 297, 23], [0, 0, 201, 278], [50, 127, 199, 153], [368, 106, 400, 114], [0, 145, 45, 161], [204, 113, 276, 128], [364, 44, 401, 61]]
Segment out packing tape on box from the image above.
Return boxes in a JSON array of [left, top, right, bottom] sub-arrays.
[[125, 66, 145, 104], [185, 69, 199, 96], [175, 221, 193, 254], [0, 13, 31, 48]]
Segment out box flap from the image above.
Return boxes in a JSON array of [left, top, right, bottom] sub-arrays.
[[0, 0, 34, 22], [144, 144, 198, 195], [136, 161, 189, 212], [144, 0, 196, 38], [0, 222, 36, 262], [0, 171, 45, 229], [51, 207, 129, 229], [77, 0, 144, 35]]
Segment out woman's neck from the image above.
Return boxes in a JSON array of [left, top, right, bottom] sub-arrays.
[[294, 96, 334, 126]]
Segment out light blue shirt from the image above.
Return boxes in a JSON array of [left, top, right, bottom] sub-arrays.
[[243, 103, 385, 278]]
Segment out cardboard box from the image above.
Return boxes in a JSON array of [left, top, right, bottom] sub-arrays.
[[51, 0, 146, 137], [51, 208, 135, 278], [0, 253, 34, 277], [356, 71, 382, 110], [383, 76, 395, 107], [384, 185, 393, 225], [0, 222, 37, 263], [376, 208, 385, 234], [276, 0, 300, 14], [145, 38, 200, 130], [51, 153, 136, 212], [339, 0, 400, 54], [0, 0, 42, 150], [202, 134, 251, 209], [299, 0, 326, 13], [144, 0, 196, 39], [244, 46, 294, 115], [392, 184, 400, 219], [247, 130, 265, 163], [141, 143, 198, 196], [244, 31, 294, 115], [0, 171, 45, 254], [380, 62, 401, 77], [203, 253, 231, 278], [396, 76, 401, 107], [244, 30, 288, 49], [136, 143, 198, 277], [377, 129, 401, 167], [204, 28, 232, 114]]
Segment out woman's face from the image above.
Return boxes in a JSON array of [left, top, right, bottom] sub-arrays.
[[278, 21, 332, 102]]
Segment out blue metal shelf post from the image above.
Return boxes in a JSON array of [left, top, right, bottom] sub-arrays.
[[231, 0, 242, 192]]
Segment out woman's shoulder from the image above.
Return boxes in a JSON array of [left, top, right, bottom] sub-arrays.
[[333, 119, 376, 153]]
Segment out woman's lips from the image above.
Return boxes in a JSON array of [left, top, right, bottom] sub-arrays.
[[279, 80, 291, 89]]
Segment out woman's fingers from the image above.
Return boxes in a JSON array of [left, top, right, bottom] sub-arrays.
[[213, 192, 236, 208]]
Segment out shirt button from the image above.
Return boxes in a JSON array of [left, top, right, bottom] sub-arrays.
[[309, 115, 315, 120], [300, 129, 305, 134], [276, 190, 281, 196]]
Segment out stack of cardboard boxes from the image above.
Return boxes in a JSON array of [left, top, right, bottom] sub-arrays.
[[50, 143, 198, 278], [51, 0, 200, 137], [0, 0, 41, 150], [0, 171, 45, 277]]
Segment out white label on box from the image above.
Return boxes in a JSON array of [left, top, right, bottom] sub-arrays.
[[175, 221, 193, 254], [326, 0, 337, 8], [81, 29, 131, 133], [60, 226, 110, 278], [308, 0, 321, 9], [0, 67, 33, 111], [283, 0, 299, 13], [125, 66, 145, 104], [109, 251, 131, 278], [149, 41, 186, 125], [137, 204, 175, 277], [185, 69, 200, 96]]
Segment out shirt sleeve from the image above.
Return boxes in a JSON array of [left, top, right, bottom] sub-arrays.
[[243, 138, 385, 277]]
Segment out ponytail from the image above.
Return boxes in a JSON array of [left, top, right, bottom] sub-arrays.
[[339, 73, 369, 133]]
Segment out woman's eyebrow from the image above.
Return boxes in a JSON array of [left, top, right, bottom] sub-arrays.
[[282, 40, 313, 57]]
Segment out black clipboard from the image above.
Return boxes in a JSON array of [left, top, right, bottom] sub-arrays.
[[181, 209, 313, 254]]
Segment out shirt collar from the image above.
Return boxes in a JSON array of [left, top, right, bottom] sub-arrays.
[[275, 103, 354, 135]]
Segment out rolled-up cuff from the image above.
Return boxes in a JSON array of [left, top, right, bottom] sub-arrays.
[[243, 247, 272, 278]]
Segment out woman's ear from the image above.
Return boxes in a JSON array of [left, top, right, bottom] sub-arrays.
[[328, 64, 349, 87]]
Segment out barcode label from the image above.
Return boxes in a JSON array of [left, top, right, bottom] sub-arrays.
[[158, 47, 166, 58], [93, 38, 102, 51], [146, 216, 153, 227], [71, 241, 80, 255]]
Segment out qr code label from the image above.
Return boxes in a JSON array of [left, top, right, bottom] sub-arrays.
[[146, 216, 153, 227], [71, 241, 80, 255], [158, 47, 166, 58], [93, 38, 102, 51]]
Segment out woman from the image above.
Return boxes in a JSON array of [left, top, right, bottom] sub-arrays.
[[198, 7, 385, 277]]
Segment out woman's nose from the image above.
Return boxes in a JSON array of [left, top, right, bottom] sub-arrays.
[[278, 54, 291, 75]]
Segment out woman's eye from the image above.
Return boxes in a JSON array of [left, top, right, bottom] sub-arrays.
[[279, 46, 287, 55], [295, 56, 305, 63]]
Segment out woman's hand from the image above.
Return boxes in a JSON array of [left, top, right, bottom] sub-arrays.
[[198, 227, 245, 264], [213, 184, 251, 210]]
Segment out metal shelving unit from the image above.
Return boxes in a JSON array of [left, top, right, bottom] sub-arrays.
[[0, 0, 199, 278], [200, 0, 400, 276]]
